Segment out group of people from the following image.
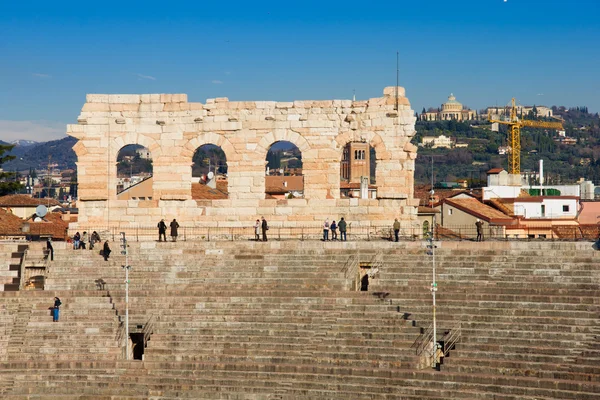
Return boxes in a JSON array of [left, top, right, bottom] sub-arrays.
[[254, 217, 269, 241], [322, 218, 347, 241], [72, 231, 101, 250], [158, 219, 179, 242], [68, 231, 111, 261]]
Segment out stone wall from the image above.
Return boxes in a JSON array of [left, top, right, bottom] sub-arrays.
[[68, 87, 419, 229]]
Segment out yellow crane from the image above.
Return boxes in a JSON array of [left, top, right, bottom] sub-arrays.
[[489, 98, 563, 174]]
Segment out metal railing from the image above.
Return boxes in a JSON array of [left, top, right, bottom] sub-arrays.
[[341, 255, 360, 291], [18, 249, 28, 290], [443, 322, 462, 357], [64, 223, 600, 243], [142, 314, 155, 351]]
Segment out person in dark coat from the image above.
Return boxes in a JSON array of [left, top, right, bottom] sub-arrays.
[[53, 297, 61, 322], [170, 219, 180, 242], [338, 217, 347, 241], [103, 241, 111, 261], [90, 231, 100, 250], [261, 216, 268, 242], [157, 219, 167, 242], [46, 238, 54, 261]]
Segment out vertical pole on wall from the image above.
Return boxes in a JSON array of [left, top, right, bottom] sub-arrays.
[[395, 51, 399, 112], [120, 232, 130, 360]]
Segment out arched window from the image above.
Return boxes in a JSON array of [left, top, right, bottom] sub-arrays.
[[116, 145, 153, 200], [192, 144, 228, 199], [423, 220, 430, 237], [265, 141, 304, 199]]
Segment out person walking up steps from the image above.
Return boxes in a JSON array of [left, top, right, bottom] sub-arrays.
[[52, 297, 61, 322], [157, 219, 167, 242]]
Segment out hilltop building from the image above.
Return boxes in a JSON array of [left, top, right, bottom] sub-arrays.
[[420, 94, 477, 122]]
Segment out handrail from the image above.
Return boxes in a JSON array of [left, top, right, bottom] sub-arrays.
[[115, 318, 127, 359], [142, 314, 155, 348], [18, 249, 28, 290], [411, 323, 434, 356], [341, 255, 360, 290], [368, 250, 383, 278], [443, 322, 462, 357]]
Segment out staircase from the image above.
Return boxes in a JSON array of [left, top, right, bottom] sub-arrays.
[[0, 240, 598, 399]]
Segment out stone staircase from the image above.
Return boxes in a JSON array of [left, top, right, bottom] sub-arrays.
[[0, 240, 599, 399], [0, 242, 27, 291]]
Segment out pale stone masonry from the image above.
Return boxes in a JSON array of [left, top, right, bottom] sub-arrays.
[[68, 87, 419, 229]]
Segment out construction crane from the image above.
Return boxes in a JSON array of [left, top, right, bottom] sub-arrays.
[[489, 98, 563, 175]]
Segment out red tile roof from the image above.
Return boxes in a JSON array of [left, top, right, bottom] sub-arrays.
[[0, 208, 25, 235], [0, 194, 61, 207], [444, 197, 514, 224], [265, 176, 304, 194], [191, 182, 228, 200], [487, 168, 504, 174]]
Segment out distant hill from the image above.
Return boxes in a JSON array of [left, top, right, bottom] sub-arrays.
[[3, 137, 77, 172], [10, 139, 39, 147]]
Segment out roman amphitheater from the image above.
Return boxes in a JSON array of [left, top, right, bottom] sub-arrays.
[[0, 88, 599, 399]]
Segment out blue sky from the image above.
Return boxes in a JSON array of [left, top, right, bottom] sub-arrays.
[[0, 0, 598, 141]]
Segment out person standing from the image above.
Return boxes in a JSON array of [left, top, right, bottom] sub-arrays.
[[331, 220, 338, 241], [261, 216, 268, 242], [338, 217, 347, 242], [475, 219, 484, 242], [46, 238, 54, 261], [254, 219, 260, 241], [102, 241, 111, 261], [157, 219, 167, 242], [323, 219, 330, 241], [393, 218, 400, 242], [170, 219, 180, 242], [81, 231, 88, 250], [52, 297, 62, 322]]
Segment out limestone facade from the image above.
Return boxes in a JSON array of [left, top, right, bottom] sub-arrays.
[[68, 87, 419, 229]]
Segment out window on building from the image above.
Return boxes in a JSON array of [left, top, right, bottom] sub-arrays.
[[562, 205, 569, 212], [448, 208, 453, 216]]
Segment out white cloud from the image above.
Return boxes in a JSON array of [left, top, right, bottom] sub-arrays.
[[136, 73, 156, 81], [32, 73, 51, 78], [212, 80, 223, 84], [0, 120, 67, 142]]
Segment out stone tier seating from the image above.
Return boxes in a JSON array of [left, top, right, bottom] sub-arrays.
[[0, 240, 599, 399], [0, 243, 27, 291]]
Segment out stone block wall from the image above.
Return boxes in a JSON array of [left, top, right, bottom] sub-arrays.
[[68, 87, 419, 230]]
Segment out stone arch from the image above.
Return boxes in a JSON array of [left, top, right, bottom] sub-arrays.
[[181, 132, 237, 163], [110, 133, 161, 163], [333, 131, 389, 161], [255, 130, 311, 162]]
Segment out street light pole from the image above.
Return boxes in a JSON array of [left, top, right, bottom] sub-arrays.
[[429, 156, 439, 368], [120, 232, 131, 360]]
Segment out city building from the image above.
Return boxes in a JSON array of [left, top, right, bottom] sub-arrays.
[[486, 105, 553, 119], [420, 94, 477, 121], [340, 141, 370, 183], [420, 135, 455, 149]]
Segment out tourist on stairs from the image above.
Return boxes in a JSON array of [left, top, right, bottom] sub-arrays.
[[102, 241, 111, 261], [261, 216, 268, 242], [338, 217, 347, 241], [254, 219, 260, 241], [323, 219, 330, 241], [331, 220, 338, 241]]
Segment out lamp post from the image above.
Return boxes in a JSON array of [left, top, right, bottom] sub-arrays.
[[428, 155, 439, 368], [120, 232, 131, 360]]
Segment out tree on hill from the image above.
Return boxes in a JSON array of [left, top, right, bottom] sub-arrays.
[[0, 144, 24, 195]]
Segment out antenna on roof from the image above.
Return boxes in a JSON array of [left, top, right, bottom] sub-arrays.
[[395, 51, 399, 111]]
